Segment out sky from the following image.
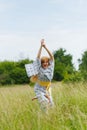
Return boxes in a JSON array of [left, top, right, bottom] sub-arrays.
[[0, 0, 87, 69]]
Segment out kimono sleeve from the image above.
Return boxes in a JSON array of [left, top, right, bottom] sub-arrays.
[[25, 58, 41, 77]]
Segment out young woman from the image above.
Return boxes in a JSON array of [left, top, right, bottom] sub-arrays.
[[26, 39, 54, 111]]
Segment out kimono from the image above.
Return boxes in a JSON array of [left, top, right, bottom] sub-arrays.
[[25, 58, 54, 110]]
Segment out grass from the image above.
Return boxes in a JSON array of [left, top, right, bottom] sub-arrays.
[[0, 82, 87, 130]]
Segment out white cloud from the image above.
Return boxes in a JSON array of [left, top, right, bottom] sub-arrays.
[[0, 3, 14, 12], [0, 32, 41, 61], [49, 0, 65, 4], [41, 28, 87, 69], [0, 27, 87, 70]]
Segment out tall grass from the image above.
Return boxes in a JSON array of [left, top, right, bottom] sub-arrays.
[[0, 82, 87, 130]]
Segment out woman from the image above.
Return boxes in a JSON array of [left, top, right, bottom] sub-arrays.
[[25, 39, 54, 111]]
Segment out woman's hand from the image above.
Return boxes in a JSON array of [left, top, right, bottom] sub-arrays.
[[41, 39, 46, 47], [41, 39, 44, 44]]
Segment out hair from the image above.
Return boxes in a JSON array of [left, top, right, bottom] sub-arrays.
[[41, 56, 50, 65]]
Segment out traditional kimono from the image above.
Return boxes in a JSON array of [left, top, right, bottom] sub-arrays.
[[25, 58, 54, 110]]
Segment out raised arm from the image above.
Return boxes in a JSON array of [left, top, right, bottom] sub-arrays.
[[37, 39, 44, 59], [41, 40, 54, 61]]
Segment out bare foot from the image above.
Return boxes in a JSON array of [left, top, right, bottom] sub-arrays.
[[32, 97, 38, 101]]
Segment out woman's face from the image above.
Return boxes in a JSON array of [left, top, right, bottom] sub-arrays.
[[41, 60, 49, 69]]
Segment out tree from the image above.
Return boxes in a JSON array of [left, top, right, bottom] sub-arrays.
[[78, 50, 87, 80], [0, 59, 32, 85], [53, 48, 74, 81], [79, 51, 87, 71]]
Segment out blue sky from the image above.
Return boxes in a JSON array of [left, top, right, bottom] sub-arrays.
[[0, 0, 87, 69]]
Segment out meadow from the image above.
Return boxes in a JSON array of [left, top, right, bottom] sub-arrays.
[[0, 82, 87, 130]]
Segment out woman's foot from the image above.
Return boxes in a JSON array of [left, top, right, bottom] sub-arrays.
[[32, 97, 38, 101]]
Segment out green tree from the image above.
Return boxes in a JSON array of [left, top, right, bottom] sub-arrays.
[[0, 59, 32, 85], [78, 50, 87, 80], [0, 61, 15, 85], [9, 67, 28, 84], [53, 48, 75, 81]]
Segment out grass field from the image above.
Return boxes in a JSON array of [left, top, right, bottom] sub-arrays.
[[0, 82, 87, 130]]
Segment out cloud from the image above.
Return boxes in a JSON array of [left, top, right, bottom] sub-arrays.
[[0, 32, 40, 61], [41, 27, 87, 69], [0, 27, 87, 70], [0, 2, 14, 12], [49, 0, 65, 4]]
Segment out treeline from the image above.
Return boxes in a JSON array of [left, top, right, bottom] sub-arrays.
[[0, 48, 87, 85], [0, 59, 32, 85]]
